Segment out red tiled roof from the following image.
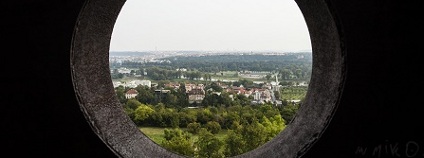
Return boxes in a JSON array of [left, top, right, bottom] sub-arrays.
[[126, 89, 138, 94], [187, 89, 205, 95]]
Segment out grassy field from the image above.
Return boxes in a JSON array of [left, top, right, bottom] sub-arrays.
[[139, 127, 167, 144], [208, 71, 269, 82], [280, 86, 308, 100]]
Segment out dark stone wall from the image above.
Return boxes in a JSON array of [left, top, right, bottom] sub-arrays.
[[303, 1, 424, 157], [2, 0, 423, 157], [2, 0, 117, 157]]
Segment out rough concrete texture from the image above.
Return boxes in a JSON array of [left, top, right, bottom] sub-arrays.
[[71, 0, 184, 157]]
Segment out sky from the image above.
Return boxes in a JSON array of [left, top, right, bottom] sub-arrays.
[[109, 0, 312, 52]]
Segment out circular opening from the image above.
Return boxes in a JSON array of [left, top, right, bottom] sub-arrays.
[[109, 0, 311, 157], [70, 0, 345, 157]]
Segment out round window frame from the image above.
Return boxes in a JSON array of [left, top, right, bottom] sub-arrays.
[[70, 0, 346, 157]]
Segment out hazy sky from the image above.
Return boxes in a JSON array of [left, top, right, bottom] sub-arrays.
[[109, 0, 312, 52]]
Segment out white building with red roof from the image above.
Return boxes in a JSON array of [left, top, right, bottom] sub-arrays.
[[125, 89, 138, 99]]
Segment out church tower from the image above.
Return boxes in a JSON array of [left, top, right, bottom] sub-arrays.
[[273, 74, 280, 92], [275, 74, 279, 83]]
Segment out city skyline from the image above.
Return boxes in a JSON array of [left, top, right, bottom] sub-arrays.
[[110, 0, 312, 52]]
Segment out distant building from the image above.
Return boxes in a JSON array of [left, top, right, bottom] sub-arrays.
[[176, 68, 187, 71], [184, 83, 206, 104], [164, 83, 180, 90], [229, 86, 245, 94], [188, 88, 205, 104], [185, 83, 205, 93], [138, 80, 152, 88], [113, 81, 124, 88], [228, 85, 251, 97], [154, 89, 171, 94], [117, 67, 131, 74], [125, 89, 138, 99], [252, 89, 272, 103], [126, 80, 151, 88], [154, 89, 171, 103], [289, 100, 301, 104]]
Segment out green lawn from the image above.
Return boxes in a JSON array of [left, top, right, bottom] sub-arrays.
[[139, 127, 166, 144]]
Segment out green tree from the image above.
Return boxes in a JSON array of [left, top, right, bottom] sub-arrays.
[[195, 129, 224, 158], [161, 128, 195, 157], [179, 111, 197, 128], [220, 92, 233, 107], [124, 98, 142, 110], [176, 83, 189, 108], [223, 130, 245, 157], [123, 99, 142, 120], [114, 85, 127, 103], [279, 69, 292, 80], [207, 82, 223, 92], [234, 94, 251, 107], [187, 122, 201, 134], [240, 120, 267, 151], [135, 85, 155, 104], [279, 104, 299, 124], [260, 115, 285, 142], [202, 93, 222, 107], [196, 108, 213, 125], [265, 74, 272, 81], [133, 104, 155, 125], [163, 93, 178, 108], [161, 108, 180, 128], [205, 121, 221, 134], [229, 120, 242, 131], [270, 114, 286, 135]]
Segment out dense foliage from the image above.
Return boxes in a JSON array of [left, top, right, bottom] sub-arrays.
[[117, 84, 302, 157]]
